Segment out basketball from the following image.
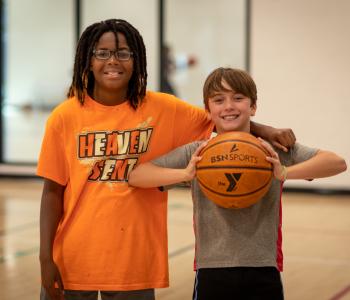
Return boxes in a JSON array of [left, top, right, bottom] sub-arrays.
[[196, 131, 273, 209]]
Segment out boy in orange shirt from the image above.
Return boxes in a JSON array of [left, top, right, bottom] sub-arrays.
[[38, 20, 296, 300]]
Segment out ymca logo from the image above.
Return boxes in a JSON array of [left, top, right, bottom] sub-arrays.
[[224, 173, 242, 192]]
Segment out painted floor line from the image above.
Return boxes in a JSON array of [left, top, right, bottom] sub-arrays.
[[0, 221, 38, 236], [0, 246, 39, 264], [329, 284, 350, 300]]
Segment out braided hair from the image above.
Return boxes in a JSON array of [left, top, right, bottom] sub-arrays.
[[67, 19, 147, 109]]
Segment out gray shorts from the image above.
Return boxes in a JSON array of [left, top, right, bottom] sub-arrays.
[[40, 287, 155, 300]]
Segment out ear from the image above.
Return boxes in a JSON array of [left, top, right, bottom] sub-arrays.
[[250, 103, 257, 116], [206, 109, 212, 121]]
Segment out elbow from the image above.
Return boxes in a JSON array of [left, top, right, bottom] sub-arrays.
[[324, 151, 347, 175], [340, 159, 347, 173], [334, 156, 347, 174], [128, 170, 147, 188], [128, 172, 137, 187]]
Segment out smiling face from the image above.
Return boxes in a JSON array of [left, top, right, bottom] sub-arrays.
[[90, 31, 134, 105], [207, 80, 257, 134]]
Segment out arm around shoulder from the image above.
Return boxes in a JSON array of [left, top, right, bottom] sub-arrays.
[[251, 121, 296, 152]]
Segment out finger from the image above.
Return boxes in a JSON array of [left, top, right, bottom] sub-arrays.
[[284, 129, 296, 144], [288, 129, 296, 143], [265, 156, 280, 165], [56, 272, 65, 298], [258, 138, 276, 157], [56, 279, 64, 294], [272, 141, 288, 152], [282, 130, 296, 147], [195, 141, 208, 155], [52, 288, 64, 300], [47, 286, 60, 300], [190, 156, 202, 165]]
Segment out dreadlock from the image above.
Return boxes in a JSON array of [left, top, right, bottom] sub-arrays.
[[67, 19, 147, 109]]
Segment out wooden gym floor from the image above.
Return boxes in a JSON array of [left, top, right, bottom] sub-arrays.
[[1, 178, 350, 300]]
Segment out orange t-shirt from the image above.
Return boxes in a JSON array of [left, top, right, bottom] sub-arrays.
[[37, 91, 213, 291]]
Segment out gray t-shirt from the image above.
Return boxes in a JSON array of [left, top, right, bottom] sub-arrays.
[[153, 141, 318, 270]]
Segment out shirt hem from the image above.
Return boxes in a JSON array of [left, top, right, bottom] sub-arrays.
[[62, 281, 169, 291], [196, 261, 277, 270]]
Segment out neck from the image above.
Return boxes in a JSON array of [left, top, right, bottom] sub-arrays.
[[217, 125, 251, 135], [92, 89, 128, 106]]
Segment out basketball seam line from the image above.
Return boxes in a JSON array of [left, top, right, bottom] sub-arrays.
[[196, 166, 272, 171], [200, 138, 269, 156], [197, 174, 273, 198]]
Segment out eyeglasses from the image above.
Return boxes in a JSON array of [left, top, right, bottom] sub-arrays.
[[93, 49, 133, 61]]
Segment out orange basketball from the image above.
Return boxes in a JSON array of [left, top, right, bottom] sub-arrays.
[[196, 131, 273, 209]]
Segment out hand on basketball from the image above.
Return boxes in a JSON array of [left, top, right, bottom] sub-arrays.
[[185, 141, 208, 181], [268, 127, 296, 152], [258, 138, 285, 181]]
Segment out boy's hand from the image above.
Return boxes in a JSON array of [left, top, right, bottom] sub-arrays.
[[267, 127, 296, 152], [185, 141, 208, 181], [259, 138, 285, 181], [41, 259, 64, 300]]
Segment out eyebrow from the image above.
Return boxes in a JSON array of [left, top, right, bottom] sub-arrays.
[[95, 47, 130, 50], [211, 90, 232, 96]]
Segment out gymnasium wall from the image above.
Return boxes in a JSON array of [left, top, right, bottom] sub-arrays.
[[2, 0, 349, 191], [5, 0, 158, 108], [250, 0, 350, 190]]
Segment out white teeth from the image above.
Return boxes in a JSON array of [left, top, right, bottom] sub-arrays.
[[105, 71, 122, 75], [222, 115, 238, 120]]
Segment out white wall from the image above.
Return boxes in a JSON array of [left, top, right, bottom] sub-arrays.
[[166, 0, 247, 106], [6, 0, 75, 107], [82, 0, 159, 91], [3, 0, 159, 163], [251, 0, 350, 189], [5, 0, 158, 107]]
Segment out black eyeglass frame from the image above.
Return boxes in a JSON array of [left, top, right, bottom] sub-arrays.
[[92, 49, 134, 61]]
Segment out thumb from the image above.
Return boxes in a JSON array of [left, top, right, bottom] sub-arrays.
[[56, 270, 64, 295]]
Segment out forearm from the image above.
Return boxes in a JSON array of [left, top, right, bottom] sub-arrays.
[[39, 180, 65, 263], [286, 150, 347, 180], [250, 121, 271, 138], [129, 162, 190, 188]]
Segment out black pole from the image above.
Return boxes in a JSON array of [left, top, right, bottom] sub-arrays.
[[75, 0, 81, 43], [245, 0, 251, 72], [159, 0, 165, 91], [0, 0, 4, 163]]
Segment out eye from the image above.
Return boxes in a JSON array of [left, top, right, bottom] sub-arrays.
[[234, 94, 245, 101], [116, 50, 133, 61], [94, 49, 110, 59], [211, 97, 224, 104]]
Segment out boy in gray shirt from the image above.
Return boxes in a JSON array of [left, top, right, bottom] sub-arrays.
[[129, 68, 347, 300]]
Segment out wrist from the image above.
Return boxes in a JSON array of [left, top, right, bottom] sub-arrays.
[[280, 165, 288, 181], [183, 169, 194, 182], [39, 251, 53, 263]]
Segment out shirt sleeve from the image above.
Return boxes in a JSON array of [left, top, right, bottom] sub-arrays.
[[36, 113, 69, 186], [279, 142, 319, 166], [172, 97, 213, 147], [152, 142, 201, 191], [153, 142, 201, 169]]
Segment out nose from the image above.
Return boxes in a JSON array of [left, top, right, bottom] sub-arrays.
[[107, 54, 119, 63], [223, 99, 235, 110]]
